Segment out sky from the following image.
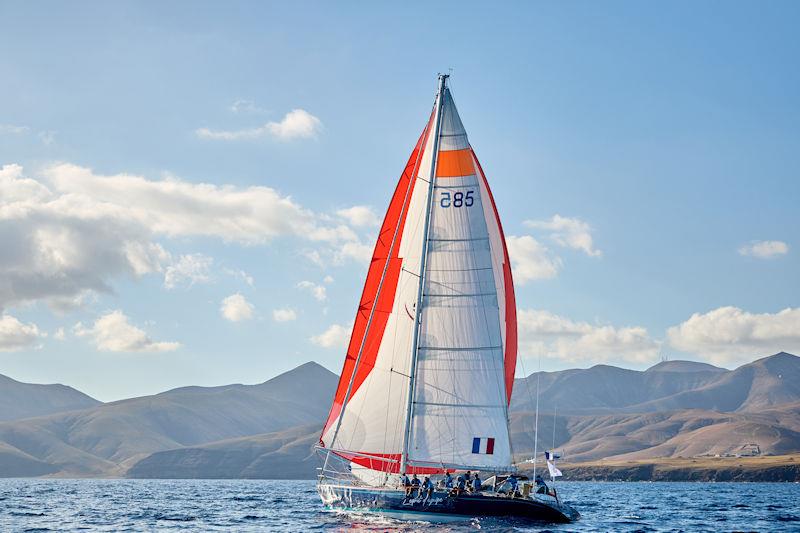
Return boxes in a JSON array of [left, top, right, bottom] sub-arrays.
[[1, 1, 798, 401]]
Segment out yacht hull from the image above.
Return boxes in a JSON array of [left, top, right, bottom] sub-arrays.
[[318, 483, 579, 523]]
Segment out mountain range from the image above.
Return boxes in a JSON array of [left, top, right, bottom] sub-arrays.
[[0, 352, 798, 479]]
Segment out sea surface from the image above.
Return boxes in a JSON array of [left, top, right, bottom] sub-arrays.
[[1, 479, 798, 532]]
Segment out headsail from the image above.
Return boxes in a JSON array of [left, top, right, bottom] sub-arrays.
[[320, 75, 517, 475]]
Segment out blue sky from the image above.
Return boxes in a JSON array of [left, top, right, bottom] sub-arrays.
[[1, 1, 798, 401]]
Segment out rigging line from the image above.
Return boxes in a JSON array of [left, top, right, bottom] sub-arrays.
[[552, 402, 558, 488], [325, 99, 435, 457], [400, 74, 448, 475], [532, 352, 541, 482]]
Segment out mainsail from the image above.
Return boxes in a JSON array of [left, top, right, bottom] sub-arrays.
[[320, 75, 517, 475]]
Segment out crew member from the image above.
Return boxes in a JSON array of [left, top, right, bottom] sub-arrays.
[[535, 474, 548, 495], [410, 474, 421, 497], [471, 472, 482, 493]]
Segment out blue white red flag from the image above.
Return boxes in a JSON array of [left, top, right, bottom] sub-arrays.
[[471, 437, 495, 454]]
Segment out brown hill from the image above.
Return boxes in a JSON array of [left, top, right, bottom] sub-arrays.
[[0, 362, 337, 477], [1, 352, 798, 479], [0, 373, 101, 422], [510, 352, 800, 414]]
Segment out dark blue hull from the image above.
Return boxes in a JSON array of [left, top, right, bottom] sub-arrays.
[[318, 483, 579, 523]]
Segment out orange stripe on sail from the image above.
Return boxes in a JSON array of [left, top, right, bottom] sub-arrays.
[[436, 148, 475, 177]]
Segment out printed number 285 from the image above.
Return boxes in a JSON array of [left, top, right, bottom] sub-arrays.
[[440, 190, 474, 208]]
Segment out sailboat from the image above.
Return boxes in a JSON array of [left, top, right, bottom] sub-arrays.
[[316, 74, 579, 523]]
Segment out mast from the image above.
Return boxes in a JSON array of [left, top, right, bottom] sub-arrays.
[[399, 73, 448, 475]]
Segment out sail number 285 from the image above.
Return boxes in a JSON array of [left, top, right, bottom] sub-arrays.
[[440, 190, 474, 208]]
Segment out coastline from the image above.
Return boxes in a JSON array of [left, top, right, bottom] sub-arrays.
[[534, 455, 800, 482]]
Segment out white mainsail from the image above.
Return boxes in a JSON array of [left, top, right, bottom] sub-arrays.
[[320, 75, 517, 475]]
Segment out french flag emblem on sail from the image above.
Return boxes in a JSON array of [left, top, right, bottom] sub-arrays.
[[472, 437, 495, 455]]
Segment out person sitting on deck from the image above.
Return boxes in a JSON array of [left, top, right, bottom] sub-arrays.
[[498, 475, 518, 497], [471, 472, 482, 493], [450, 474, 467, 496], [410, 474, 421, 497], [421, 476, 435, 500], [534, 474, 548, 495], [443, 471, 453, 489], [401, 473, 412, 497]]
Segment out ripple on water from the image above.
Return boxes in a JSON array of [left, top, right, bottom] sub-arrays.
[[1, 479, 799, 532]]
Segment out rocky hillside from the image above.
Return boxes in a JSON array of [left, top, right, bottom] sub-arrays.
[[0, 352, 797, 479]]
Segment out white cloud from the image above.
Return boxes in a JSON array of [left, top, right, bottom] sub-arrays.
[[230, 99, 266, 114], [336, 205, 380, 227], [74, 310, 179, 352], [53, 327, 66, 340], [506, 235, 561, 284], [220, 293, 254, 322], [0, 314, 44, 351], [272, 308, 297, 322], [738, 240, 788, 259], [196, 109, 322, 141], [518, 309, 659, 364], [524, 215, 601, 257], [334, 240, 373, 265], [0, 124, 31, 135], [297, 281, 327, 301], [43, 163, 323, 245], [0, 163, 360, 310], [164, 254, 213, 289], [667, 306, 800, 365], [323, 275, 334, 284], [47, 291, 98, 314], [311, 323, 351, 348]]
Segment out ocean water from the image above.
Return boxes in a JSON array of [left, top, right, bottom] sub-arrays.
[[1, 479, 798, 532]]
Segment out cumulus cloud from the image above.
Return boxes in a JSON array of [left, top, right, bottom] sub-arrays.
[[272, 308, 297, 322], [737, 240, 789, 259], [336, 206, 380, 227], [220, 293, 254, 322], [524, 215, 601, 257], [506, 235, 561, 284], [667, 306, 800, 365], [74, 310, 179, 352], [196, 109, 322, 141], [518, 309, 659, 364], [297, 281, 327, 302], [0, 314, 44, 351], [42, 163, 323, 244], [0, 163, 360, 310], [164, 254, 213, 289], [311, 323, 351, 348]]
